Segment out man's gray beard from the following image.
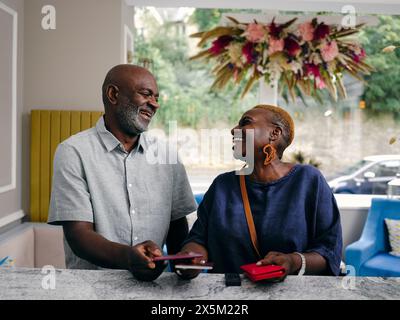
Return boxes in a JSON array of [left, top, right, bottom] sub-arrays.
[[116, 102, 148, 136]]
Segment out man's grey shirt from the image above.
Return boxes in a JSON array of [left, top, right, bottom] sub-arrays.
[[48, 117, 197, 269]]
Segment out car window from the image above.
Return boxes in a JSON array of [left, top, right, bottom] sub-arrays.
[[338, 160, 369, 176], [366, 160, 400, 178]]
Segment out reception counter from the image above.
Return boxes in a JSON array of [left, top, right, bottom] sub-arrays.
[[0, 268, 399, 300]]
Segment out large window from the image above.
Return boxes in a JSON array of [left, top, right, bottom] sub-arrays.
[[134, 7, 400, 196]]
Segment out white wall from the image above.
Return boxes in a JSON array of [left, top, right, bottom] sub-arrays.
[[20, 0, 133, 219], [0, 0, 24, 227], [24, 0, 125, 111]]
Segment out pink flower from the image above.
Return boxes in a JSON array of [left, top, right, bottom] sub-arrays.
[[305, 63, 326, 89], [314, 23, 330, 40], [299, 22, 315, 41], [360, 48, 366, 58], [315, 77, 326, 89], [245, 23, 266, 43], [353, 48, 366, 63], [209, 36, 233, 55], [285, 38, 301, 57], [321, 41, 339, 62], [268, 38, 284, 55], [233, 68, 240, 81]]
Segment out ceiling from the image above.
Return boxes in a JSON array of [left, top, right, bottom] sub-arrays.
[[126, 0, 400, 15]]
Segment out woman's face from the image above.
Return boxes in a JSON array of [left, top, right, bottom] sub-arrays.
[[231, 108, 280, 159]]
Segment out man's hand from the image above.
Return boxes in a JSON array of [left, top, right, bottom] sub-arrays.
[[256, 251, 301, 281], [62, 222, 167, 281], [128, 240, 167, 281]]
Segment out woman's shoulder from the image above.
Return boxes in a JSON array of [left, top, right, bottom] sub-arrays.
[[293, 163, 326, 181], [200, 171, 238, 204], [203, 171, 240, 194], [211, 171, 238, 187]]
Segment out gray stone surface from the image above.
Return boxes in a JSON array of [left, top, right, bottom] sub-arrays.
[[0, 268, 399, 300]]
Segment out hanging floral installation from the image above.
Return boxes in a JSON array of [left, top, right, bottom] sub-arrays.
[[190, 16, 374, 102]]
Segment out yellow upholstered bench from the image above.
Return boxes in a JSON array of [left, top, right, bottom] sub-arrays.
[[30, 110, 103, 222]]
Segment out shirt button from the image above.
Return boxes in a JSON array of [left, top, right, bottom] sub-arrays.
[[133, 237, 138, 241], [128, 184, 132, 188], [131, 209, 135, 214]]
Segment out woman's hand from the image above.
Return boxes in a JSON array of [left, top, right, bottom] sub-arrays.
[[174, 242, 209, 280], [173, 251, 206, 280], [256, 251, 301, 281]]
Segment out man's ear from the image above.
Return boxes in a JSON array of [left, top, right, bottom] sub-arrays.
[[106, 85, 119, 105]]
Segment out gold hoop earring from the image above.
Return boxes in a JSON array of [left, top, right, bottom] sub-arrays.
[[263, 144, 276, 166]]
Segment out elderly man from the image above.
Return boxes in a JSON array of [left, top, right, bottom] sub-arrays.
[[48, 65, 197, 281]]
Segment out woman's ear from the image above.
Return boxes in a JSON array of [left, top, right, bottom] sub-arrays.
[[106, 85, 119, 105]]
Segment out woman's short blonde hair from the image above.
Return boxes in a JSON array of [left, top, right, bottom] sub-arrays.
[[253, 104, 295, 157]]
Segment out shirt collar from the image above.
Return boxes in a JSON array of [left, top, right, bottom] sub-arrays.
[[96, 116, 147, 153]]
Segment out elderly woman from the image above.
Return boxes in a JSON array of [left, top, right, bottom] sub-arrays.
[[177, 105, 342, 279]]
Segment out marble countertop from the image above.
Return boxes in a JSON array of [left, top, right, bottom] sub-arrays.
[[0, 268, 399, 300]]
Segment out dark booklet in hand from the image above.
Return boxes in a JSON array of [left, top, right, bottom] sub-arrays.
[[152, 253, 203, 262]]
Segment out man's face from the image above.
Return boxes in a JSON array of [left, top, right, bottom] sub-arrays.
[[115, 73, 160, 136]]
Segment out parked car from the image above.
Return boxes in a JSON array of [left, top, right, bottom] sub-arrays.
[[327, 155, 400, 194]]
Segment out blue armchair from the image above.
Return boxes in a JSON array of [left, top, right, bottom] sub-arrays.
[[194, 194, 204, 205], [345, 198, 400, 277]]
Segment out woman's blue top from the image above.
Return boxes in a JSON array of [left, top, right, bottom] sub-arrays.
[[184, 164, 343, 275]]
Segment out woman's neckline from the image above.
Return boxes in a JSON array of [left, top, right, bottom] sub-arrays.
[[245, 164, 301, 186]]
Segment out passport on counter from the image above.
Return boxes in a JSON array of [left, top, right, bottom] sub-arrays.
[[240, 263, 285, 282]]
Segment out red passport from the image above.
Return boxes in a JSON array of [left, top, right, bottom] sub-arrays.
[[240, 263, 285, 282], [152, 253, 203, 261]]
